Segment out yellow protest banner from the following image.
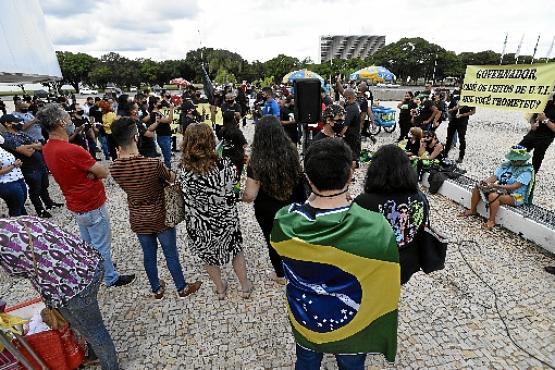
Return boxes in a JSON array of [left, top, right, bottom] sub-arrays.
[[460, 63, 555, 113]]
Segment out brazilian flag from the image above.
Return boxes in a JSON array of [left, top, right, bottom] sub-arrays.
[[271, 202, 400, 362]]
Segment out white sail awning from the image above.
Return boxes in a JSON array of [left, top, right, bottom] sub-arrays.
[[0, 0, 62, 84]]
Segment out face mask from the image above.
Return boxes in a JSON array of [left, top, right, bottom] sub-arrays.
[[20, 108, 29, 113], [76, 110, 84, 115], [13, 123, 24, 130], [65, 122, 75, 135], [226, 100, 234, 104], [332, 120, 345, 134]]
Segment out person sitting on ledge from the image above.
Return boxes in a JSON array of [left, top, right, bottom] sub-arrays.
[[460, 145, 534, 230]]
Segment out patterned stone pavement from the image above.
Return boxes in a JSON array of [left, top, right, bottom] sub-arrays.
[[1, 109, 554, 369]]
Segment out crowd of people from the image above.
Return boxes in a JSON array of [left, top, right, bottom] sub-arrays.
[[0, 77, 554, 369]]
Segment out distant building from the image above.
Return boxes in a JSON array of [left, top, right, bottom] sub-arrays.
[[319, 35, 385, 63]]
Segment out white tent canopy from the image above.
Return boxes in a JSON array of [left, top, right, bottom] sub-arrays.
[[0, 0, 62, 84]]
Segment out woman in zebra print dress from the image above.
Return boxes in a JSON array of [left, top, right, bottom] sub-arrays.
[[178, 123, 253, 299]]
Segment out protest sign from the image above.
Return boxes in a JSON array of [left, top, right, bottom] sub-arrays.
[[460, 63, 555, 113]]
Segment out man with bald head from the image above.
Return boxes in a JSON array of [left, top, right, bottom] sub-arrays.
[[341, 87, 362, 165], [356, 82, 376, 141]]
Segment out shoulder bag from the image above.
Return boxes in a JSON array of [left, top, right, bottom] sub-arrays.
[[415, 191, 448, 273], [164, 180, 185, 228]]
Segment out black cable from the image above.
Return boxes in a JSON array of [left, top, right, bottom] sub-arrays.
[[455, 238, 555, 369]]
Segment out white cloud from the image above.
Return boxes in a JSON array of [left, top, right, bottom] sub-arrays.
[[41, 0, 555, 62]]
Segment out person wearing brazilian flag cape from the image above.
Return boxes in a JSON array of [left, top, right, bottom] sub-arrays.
[[271, 138, 401, 369]]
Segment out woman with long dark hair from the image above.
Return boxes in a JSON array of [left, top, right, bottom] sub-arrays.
[[243, 116, 306, 284], [220, 110, 247, 180], [354, 144, 429, 284]]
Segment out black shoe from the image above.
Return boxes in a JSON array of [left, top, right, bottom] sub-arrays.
[[46, 202, 64, 210], [545, 266, 555, 275], [38, 209, 52, 218], [456, 157, 464, 164], [111, 274, 136, 287]]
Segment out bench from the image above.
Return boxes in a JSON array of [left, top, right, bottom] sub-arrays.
[[421, 173, 555, 254]]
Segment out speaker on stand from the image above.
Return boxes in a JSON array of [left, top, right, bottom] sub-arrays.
[[293, 78, 322, 157]]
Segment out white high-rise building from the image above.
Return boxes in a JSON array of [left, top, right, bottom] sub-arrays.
[[319, 35, 385, 63]]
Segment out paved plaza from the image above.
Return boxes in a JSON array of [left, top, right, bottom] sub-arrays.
[[1, 112, 554, 369]]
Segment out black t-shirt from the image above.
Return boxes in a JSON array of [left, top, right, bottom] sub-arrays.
[[89, 106, 104, 134], [344, 101, 361, 139], [356, 95, 369, 121], [425, 142, 444, 161], [404, 138, 420, 155], [367, 90, 374, 106], [246, 165, 307, 211], [136, 120, 159, 158], [435, 100, 447, 122], [457, 106, 474, 125], [280, 106, 298, 144], [152, 111, 172, 136], [313, 131, 337, 142], [528, 100, 555, 139], [415, 100, 434, 126], [447, 99, 458, 122], [399, 100, 418, 122], [221, 101, 242, 115], [71, 116, 89, 149], [221, 127, 247, 169], [354, 191, 428, 284]]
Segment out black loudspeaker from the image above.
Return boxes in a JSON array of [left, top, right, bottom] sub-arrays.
[[294, 78, 321, 124]]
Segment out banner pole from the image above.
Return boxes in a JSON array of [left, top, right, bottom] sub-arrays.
[[531, 35, 541, 64], [500, 33, 508, 65], [546, 35, 555, 63], [515, 34, 524, 64]]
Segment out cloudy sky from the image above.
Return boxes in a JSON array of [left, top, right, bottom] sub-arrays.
[[40, 0, 554, 62]]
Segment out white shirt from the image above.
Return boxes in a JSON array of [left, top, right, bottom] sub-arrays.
[[83, 103, 93, 117], [0, 146, 24, 183]]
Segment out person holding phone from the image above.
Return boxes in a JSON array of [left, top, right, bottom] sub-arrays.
[[397, 91, 417, 141]]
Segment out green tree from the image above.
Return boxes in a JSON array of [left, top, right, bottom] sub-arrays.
[[214, 68, 237, 84], [138, 58, 160, 85], [437, 51, 465, 79], [262, 54, 300, 83], [371, 37, 448, 82], [88, 64, 112, 88], [56, 51, 97, 91], [185, 47, 246, 82], [458, 50, 500, 66]]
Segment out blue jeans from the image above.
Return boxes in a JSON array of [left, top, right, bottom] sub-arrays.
[[98, 135, 110, 160], [71, 203, 120, 286], [137, 228, 186, 292], [295, 344, 367, 370], [23, 168, 53, 213], [0, 179, 28, 216], [157, 135, 172, 169], [59, 266, 120, 370]]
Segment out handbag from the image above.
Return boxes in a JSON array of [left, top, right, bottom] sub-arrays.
[[164, 181, 185, 228], [415, 191, 448, 274], [41, 307, 68, 331]]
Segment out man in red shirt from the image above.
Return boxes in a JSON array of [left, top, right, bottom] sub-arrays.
[[38, 103, 135, 287]]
